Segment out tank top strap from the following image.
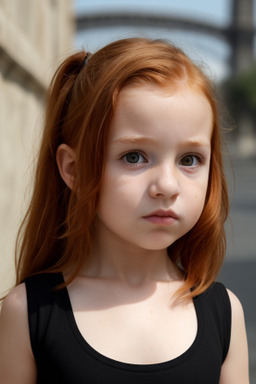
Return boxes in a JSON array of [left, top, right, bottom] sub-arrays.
[[24, 273, 65, 359], [195, 281, 232, 362]]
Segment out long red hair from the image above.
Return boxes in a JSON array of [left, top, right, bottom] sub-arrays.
[[15, 38, 228, 299]]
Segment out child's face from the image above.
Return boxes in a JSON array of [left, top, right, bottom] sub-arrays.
[[96, 84, 212, 252]]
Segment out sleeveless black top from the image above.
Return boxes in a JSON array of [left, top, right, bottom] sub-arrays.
[[25, 273, 231, 384]]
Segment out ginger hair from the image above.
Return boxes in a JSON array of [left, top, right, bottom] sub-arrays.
[[15, 38, 228, 300]]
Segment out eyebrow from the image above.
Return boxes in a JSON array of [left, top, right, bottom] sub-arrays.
[[184, 139, 211, 149], [112, 136, 157, 145], [113, 136, 210, 149]]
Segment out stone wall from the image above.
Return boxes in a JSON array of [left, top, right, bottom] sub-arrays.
[[0, 0, 74, 295]]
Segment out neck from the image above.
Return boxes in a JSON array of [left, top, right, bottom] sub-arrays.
[[83, 226, 183, 287]]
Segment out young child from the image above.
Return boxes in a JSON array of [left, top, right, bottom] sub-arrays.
[[0, 38, 249, 383]]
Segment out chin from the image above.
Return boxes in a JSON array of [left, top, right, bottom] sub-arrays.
[[140, 238, 178, 251]]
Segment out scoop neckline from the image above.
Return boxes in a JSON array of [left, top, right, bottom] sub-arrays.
[[60, 273, 205, 372]]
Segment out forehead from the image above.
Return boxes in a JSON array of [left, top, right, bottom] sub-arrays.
[[109, 83, 213, 146], [117, 82, 211, 110]]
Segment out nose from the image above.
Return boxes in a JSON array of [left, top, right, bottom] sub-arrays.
[[148, 163, 181, 200]]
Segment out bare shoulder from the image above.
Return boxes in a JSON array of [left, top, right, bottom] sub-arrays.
[[0, 284, 30, 341], [226, 289, 245, 317], [0, 284, 37, 383], [1, 283, 27, 316], [219, 289, 250, 384]]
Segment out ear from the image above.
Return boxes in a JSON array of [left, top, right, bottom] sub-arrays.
[[56, 144, 76, 190]]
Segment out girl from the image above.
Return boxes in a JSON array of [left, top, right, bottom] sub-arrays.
[[0, 38, 249, 383]]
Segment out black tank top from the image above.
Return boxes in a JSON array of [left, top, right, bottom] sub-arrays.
[[25, 273, 231, 384]]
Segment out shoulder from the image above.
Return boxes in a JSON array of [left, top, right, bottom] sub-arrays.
[[0, 284, 37, 383], [0, 284, 29, 351], [226, 289, 248, 356], [219, 289, 249, 384], [225, 289, 248, 350], [207, 284, 243, 315], [0, 283, 28, 325], [226, 289, 245, 320], [225, 289, 248, 351]]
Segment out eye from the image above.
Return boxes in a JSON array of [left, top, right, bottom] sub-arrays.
[[180, 154, 200, 167], [123, 151, 146, 164]]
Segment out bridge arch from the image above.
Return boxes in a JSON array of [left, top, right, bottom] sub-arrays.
[[76, 0, 255, 76]]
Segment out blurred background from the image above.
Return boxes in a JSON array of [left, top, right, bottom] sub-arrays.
[[0, 0, 255, 381]]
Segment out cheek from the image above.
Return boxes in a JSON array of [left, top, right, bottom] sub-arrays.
[[98, 173, 138, 214], [187, 180, 209, 216], [183, 195, 206, 235], [192, 196, 206, 218], [195, 171, 210, 199], [106, 170, 142, 197], [192, 187, 207, 204]]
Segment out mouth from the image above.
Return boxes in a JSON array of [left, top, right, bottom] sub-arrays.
[[143, 210, 179, 225]]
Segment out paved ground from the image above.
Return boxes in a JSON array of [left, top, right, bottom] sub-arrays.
[[218, 156, 256, 383]]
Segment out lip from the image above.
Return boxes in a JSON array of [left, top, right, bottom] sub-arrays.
[[143, 210, 179, 225]]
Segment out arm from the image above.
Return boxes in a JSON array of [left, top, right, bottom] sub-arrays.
[[219, 289, 250, 384], [0, 284, 37, 384]]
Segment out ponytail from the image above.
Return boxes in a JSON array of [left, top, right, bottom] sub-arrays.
[[15, 51, 89, 284]]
